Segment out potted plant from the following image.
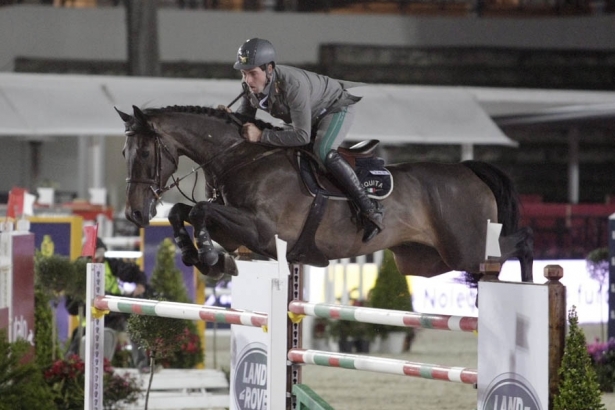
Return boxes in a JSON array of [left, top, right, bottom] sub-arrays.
[[311, 317, 329, 350], [129, 238, 204, 369], [367, 249, 415, 354], [326, 294, 372, 353], [554, 306, 605, 409]]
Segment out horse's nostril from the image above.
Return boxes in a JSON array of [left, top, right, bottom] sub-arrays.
[[132, 210, 142, 224]]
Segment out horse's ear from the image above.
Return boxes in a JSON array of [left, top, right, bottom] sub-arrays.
[[132, 105, 148, 125], [114, 107, 132, 122]]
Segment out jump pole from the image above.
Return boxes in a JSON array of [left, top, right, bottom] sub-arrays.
[[288, 348, 478, 384], [83, 259, 286, 410], [289, 300, 478, 333], [92, 296, 268, 327], [85, 238, 565, 410], [287, 263, 565, 410]]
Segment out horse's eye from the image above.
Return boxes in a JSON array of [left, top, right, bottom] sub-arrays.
[[140, 150, 150, 159]]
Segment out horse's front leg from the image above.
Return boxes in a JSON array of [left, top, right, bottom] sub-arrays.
[[189, 200, 272, 266], [168, 203, 199, 267]]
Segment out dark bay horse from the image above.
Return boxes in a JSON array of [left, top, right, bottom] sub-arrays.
[[116, 105, 533, 283]]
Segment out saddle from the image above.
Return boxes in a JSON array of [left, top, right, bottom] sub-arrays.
[[287, 140, 393, 267], [297, 140, 393, 200]]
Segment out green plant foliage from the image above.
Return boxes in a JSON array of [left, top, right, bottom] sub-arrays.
[[587, 338, 615, 393], [0, 330, 55, 410], [33, 253, 64, 365], [127, 311, 191, 362], [368, 250, 414, 341], [161, 323, 204, 368], [130, 238, 204, 368], [553, 306, 605, 410], [43, 353, 140, 410], [327, 299, 371, 341], [66, 257, 89, 304], [34, 252, 74, 299], [33, 286, 60, 368], [150, 238, 190, 303]]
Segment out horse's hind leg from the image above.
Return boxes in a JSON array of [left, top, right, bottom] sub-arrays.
[[499, 226, 534, 282], [168, 203, 199, 267]]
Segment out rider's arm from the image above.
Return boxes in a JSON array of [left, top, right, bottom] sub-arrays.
[[107, 258, 148, 286], [260, 78, 311, 147]]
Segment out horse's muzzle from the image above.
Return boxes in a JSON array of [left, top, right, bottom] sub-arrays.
[[126, 209, 151, 228]]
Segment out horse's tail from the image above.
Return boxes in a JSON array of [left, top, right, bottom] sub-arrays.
[[462, 160, 519, 236]]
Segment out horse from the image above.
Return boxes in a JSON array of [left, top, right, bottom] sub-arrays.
[[116, 105, 533, 283]]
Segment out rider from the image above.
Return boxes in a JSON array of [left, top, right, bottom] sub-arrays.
[[228, 37, 384, 243]]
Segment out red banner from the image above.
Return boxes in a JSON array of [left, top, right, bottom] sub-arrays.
[[81, 225, 99, 258], [6, 187, 27, 219]]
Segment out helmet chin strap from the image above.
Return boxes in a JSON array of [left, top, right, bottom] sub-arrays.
[[242, 65, 274, 108]]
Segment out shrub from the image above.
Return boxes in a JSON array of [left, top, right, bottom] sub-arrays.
[[554, 306, 605, 410], [43, 354, 141, 410], [0, 330, 55, 410], [368, 250, 414, 345], [142, 237, 204, 368], [587, 337, 615, 393]]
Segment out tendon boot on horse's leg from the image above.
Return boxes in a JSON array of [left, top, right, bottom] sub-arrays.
[[196, 228, 219, 266], [325, 150, 384, 243], [174, 231, 199, 266]]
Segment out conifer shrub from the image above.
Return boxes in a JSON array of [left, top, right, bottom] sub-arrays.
[[554, 306, 605, 410], [129, 238, 203, 369], [368, 250, 414, 344]]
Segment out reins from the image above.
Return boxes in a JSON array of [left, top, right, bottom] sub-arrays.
[[126, 105, 282, 204]]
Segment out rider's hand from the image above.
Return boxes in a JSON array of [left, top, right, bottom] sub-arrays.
[[242, 123, 262, 143], [132, 284, 146, 297], [217, 104, 232, 113]]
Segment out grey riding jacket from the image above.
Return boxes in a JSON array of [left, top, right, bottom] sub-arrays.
[[236, 64, 362, 147]]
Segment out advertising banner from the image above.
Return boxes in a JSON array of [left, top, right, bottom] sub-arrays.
[[477, 281, 549, 410]]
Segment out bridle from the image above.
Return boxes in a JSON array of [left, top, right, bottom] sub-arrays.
[[125, 131, 180, 201], [125, 126, 248, 204], [124, 106, 281, 204]]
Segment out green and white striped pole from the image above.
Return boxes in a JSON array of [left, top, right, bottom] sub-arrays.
[[94, 295, 268, 327], [289, 300, 478, 332], [288, 348, 477, 385]]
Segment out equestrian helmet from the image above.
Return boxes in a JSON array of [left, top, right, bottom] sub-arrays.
[[233, 38, 275, 70]]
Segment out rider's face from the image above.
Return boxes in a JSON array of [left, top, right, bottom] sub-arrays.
[[241, 65, 271, 94]]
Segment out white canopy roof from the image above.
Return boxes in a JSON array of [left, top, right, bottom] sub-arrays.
[[1, 72, 615, 145]]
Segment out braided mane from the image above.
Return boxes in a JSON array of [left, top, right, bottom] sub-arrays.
[[144, 105, 279, 130]]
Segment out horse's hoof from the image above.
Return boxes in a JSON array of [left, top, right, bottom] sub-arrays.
[[207, 270, 225, 282], [222, 254, 238, 276], [193, 262, 224, 282], [198, 247, 219, 266]]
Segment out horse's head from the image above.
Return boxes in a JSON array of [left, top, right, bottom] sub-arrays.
[[116, 105, 179, 227]]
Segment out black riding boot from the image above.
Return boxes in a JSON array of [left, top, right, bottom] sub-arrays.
[[325, 150, 384, 243]]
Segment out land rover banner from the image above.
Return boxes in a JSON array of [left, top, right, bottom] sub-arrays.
[[230, 253, 289, 410], [477, 281, 549, 410]]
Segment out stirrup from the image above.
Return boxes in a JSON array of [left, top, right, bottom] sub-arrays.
[[363, 201, 384, 230], [361, 203, 384, 243], [362, 220, 382, 243]]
